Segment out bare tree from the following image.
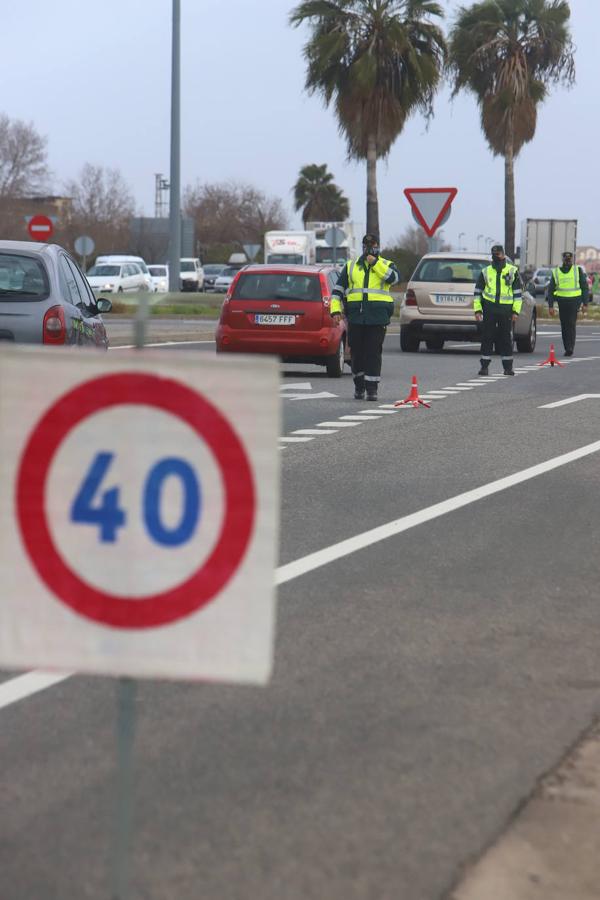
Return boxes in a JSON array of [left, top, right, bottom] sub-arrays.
[[183, 181, 288, 252], [62, 164, 135, 257], [396, 225, 431, 257], [0, 114, 49, 197]]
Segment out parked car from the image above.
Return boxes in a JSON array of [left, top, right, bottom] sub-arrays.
[[180, 258, 204, 292], [147, 264, 169, 293], [530, 267, 553, 297], [95, 255, 156, 292], [214, 266, 241, 293], [0, 240, 111, 347], [86, 262, 147, 294], [215, 264, 350, 376], [400, 252, 537, 353], [202, 263, 226, 291]]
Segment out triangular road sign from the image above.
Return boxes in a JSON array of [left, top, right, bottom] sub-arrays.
[[403, 187, 458, 238]]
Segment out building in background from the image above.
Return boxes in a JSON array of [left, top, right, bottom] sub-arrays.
[[130, 217, 196, 264]]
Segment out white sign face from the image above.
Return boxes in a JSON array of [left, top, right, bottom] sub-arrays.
[[0, 348, 280, 685]]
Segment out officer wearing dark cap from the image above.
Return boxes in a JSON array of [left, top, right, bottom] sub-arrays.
[[330, 234, 400, 400], [547, 251, 589, 356], [473, 244, 523, 376]]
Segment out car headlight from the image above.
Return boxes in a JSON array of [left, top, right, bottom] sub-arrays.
[[104, 283, 114, 290]]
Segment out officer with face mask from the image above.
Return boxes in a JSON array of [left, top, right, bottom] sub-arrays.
[[473, 244, 523, 376], [547, 251, 589, 356], [330, 234, 399, 401]]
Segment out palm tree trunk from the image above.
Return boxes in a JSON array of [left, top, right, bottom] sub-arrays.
[[366, 135, 379, 238], [504, 131, 515, 259]]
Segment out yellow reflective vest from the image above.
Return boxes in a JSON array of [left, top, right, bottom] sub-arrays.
[[474, 264, 522, 315], [552, 265, 582, 298], [330, 256, 396, 325]]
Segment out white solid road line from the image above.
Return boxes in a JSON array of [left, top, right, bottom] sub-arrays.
[[4, 437, 600, 711], [109, 340, 215, 349], [276, 438, 600, 585], [0, 670, 73, 710], [539, 394, 600, 409]]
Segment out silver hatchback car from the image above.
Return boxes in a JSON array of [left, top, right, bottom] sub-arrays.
[[0, 241, 111, 348], [400, 252, 537, 354]]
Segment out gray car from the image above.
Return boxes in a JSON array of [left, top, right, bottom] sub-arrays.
[[0, 241, 111, 348]]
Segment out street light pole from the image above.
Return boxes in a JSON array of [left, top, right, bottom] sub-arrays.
[[477, 234, 483, 252], [168, 0, 181, 293], [459, 232, 465, 251]]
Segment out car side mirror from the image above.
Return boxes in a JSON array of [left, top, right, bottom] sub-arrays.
[[96, 297, 112, 313]]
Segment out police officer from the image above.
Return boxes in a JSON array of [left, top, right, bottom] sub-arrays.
[[474, 244, 523, 376], [330, 234, 399, 401], [547, 251, 589, 356]]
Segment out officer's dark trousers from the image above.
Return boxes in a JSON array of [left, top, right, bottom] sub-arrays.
[[480, 301, 513, 361], [556, 299, 579, 353], [348, 324, 386, 384]]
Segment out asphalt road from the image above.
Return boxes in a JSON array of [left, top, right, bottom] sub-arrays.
[[2, 325, 600, 899]]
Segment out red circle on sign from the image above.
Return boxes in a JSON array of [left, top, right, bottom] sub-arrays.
[[27, 214, 54, 241], [16, 373, 256, 629]]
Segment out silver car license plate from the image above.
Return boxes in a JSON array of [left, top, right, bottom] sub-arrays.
[[254, 314, 295, 325], [432, 294, 471, 305]]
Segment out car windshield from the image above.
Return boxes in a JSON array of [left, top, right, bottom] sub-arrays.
[[536, 269, 551, 277], [412, 258, 487, 284], [204, 264, 224, 275], [88, 265, 120, 277], [233, 272, 321, 302], [148, 266, 167, 277], [266, 254, 304, 265], [180, 261, 195, 272], [0, 253, 49, 301], [219, 268, 238, 277]]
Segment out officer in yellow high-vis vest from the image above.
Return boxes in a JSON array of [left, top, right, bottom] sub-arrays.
[[473, 244, 523, 376], [547, 251, 589, 356], [330, 234, 399, 401]]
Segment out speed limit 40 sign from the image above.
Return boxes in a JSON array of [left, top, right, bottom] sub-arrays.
[[0, 349, 280, 684]]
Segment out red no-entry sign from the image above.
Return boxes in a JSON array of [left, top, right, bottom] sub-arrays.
[[27, 214, 54, 241]]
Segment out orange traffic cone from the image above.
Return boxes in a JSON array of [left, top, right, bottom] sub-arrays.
[[538, 343, 564, 368], [394, 375, 431, 408]]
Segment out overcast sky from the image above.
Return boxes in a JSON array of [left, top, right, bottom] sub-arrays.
[[1, 0, 595, 252]]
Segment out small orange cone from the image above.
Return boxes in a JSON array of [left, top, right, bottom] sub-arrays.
[[394, 375, 431, 408], [538, 343, 564, 368]]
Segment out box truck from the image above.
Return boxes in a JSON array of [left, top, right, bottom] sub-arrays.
[[520, 219, 577, 271], [264, 231, 316, 265]]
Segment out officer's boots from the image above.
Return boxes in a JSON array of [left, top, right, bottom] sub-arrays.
[[354, 375, 365, 400], [503, 360, 515, 376], [478, 358, 490, 376], [366, 382, 378, 402]]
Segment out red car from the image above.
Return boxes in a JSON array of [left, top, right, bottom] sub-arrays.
[[215, 264, 349, 376]]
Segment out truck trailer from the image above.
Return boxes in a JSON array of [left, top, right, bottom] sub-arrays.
[[520, 218, 577, 271]]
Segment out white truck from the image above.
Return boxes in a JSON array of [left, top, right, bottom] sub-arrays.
[[306, 221, 358, 265], [264, 230, 316, 265], [520, 218, 577, 271]]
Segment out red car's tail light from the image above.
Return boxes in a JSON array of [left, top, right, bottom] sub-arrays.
[[405, 289, 417, 306], [43, 305, 66, 344]]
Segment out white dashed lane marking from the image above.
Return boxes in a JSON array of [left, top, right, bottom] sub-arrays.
[[316, 420, 362, 427], [340, 414, 383, 421], [292, 429, 338, 436], [280, 436, 313, 443]]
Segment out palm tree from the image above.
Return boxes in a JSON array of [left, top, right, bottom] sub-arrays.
[[448, 0, 575, 258], [293, 163, 350, 226], [290, 0, 446, 238]]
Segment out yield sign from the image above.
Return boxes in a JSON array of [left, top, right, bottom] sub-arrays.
[[403, 187, 458, 238]]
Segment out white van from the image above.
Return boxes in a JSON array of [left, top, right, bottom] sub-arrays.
[[95, 255, 156, 292], [180, 258, 204, 292]]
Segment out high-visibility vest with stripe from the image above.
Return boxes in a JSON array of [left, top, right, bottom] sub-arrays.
[[481, 264, 519, 307], [330, 256, 395, 325], [552, 265, 582, 298]]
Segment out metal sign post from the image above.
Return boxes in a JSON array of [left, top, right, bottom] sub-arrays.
[[324, 227, 346, 266], [110, 677, 137, 900], [74, 235, 95, 274]]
